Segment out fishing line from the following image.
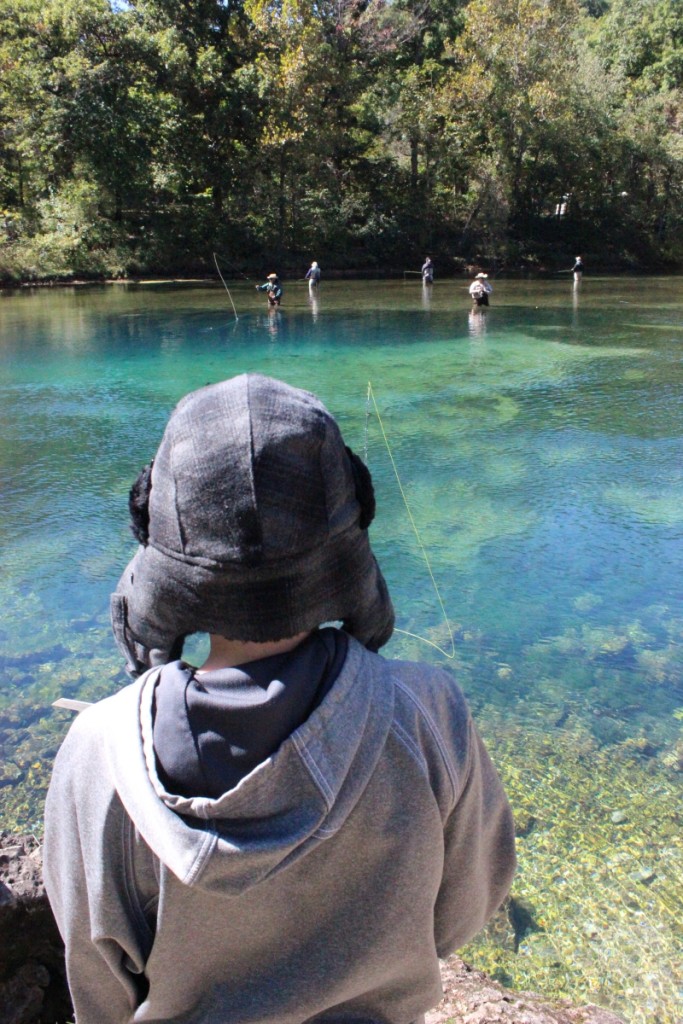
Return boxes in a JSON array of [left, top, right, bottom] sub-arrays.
[[213, 252, 240, 321], [365, 382, 455, 660], [213, 250, 253, 283]]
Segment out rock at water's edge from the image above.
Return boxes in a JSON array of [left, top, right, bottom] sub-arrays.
[[427, 957, 625, 1024], [0, 832, 70, 1024]]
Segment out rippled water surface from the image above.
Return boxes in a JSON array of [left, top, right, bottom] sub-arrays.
[[1, 276, 682, 1021]]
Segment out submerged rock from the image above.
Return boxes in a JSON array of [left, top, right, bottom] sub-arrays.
[[632, 867, 656, 885], [0, 645, 71, 671], [514, 810, 537, 838], [0, 762, 25, 789], [661, 739, 683, 772], [616, 736, 658, 760]]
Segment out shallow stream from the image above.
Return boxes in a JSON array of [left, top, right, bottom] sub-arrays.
[[1, 276, 682, 1022]]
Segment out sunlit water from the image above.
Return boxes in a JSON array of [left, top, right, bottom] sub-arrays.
[[1, 277, 682, 1022]]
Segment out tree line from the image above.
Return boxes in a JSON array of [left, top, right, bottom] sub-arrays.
[[1, 0, 681, 281]]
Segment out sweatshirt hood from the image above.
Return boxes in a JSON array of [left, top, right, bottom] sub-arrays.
[[105, 638, 394, 895]]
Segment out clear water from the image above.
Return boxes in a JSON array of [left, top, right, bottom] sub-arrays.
[[1, 277, 682, 1021]]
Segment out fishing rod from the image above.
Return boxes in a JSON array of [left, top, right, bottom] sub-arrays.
[[213, 252, 239, 321], [53, 698, 91, 713]]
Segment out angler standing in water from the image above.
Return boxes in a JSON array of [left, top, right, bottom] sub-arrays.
[[44, 374, 515, 1024], [305, 261, 321, 288], [256, 272, 283, 306], [422, 257, 434, 284], [572, 256, 584, 281], [469, 272, 493, 308]]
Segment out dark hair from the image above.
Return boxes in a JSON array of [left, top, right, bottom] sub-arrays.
[[346, 447, 376, 530], [129, 462, 153, 544]]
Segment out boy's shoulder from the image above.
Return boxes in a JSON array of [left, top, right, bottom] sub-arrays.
[[383, 655, 467, 712], [57, 673, 148, 764], [375, 654, 473, 804], [373, 651, 471, 735]]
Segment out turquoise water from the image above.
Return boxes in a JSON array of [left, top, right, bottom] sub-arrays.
[[1, 277, 682, 1021]]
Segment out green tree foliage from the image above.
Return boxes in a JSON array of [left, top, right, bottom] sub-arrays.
[[0, 0, 681, 279], [241, 0, 368, 257], [0, 0, 62, 212], [585, 0, 683, 259], [594, 0, 682, 92], [441, 0, 587, 239]]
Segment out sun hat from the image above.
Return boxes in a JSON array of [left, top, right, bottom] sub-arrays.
[[111, 374, 395, 676], [267, 273, 278, 279], [475, 272, 488, 279]]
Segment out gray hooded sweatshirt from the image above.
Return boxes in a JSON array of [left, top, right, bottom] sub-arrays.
[[44, 638, 515, 1024]]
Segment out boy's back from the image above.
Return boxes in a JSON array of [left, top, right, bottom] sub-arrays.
[[44, 374, 515, 1024]]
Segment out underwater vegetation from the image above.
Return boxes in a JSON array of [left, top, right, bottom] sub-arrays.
[[0, 591, 127, 831], [463, 724, 683, 1024], [2, 596, 682, 1024]]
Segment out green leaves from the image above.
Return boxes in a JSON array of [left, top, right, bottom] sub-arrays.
[[0, 0, 681, 278]]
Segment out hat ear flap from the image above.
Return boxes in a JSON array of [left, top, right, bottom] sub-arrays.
[[346, 447, 376, 530], [129, 462, 153, 545]]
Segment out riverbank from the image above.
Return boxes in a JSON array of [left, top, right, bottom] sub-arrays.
[[0, 832, 624, 1024]]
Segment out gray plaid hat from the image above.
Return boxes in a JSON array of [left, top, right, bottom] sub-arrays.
[[111, 374, 394, 676]]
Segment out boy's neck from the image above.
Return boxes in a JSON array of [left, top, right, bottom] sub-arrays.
[[197, 631, 313, 672]]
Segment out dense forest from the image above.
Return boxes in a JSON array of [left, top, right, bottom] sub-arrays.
[[1, 0, 681, 280]]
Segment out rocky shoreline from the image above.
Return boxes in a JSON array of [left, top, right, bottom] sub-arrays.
[[0, 832, 624, 1024], [0, 834, 70, 1024]]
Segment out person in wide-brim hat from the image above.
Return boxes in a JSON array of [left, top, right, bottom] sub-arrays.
[[257, 272, 283, 304], [470, 271, 493, 306]]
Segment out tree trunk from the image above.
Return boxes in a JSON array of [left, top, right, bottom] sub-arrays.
[[279, 145, 287, 250], [17, 153, 24, 207], [410, 136, 419, 191]]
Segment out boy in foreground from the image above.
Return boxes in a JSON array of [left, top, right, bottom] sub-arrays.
[[44, 373, 515, 1024]]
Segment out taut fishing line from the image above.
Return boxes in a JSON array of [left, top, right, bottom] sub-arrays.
[[365, 382, 455, 660], [213, 253, 239, 321]]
